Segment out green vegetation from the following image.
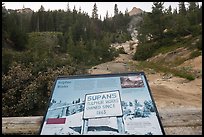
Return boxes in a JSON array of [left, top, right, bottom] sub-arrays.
[[132, 2, 202, 81], [189, 50, 202, 59], [2, 3, 131, 117], [134, 2, 202, 61], [117, 47, 126, 54], [135, 61, 195, 81], [2, 2, 202, 117]]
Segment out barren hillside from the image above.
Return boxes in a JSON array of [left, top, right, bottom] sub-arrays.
[[88, 40, 202, 135]]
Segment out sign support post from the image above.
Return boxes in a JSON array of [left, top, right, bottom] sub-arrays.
[[117, 116, 125, 134], [81, 119, 89, 134]]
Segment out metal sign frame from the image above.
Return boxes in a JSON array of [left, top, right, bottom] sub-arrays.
[[39, 72, 165, 135]]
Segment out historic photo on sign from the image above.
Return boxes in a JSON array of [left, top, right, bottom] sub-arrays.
[[120, 76, 144, 88]]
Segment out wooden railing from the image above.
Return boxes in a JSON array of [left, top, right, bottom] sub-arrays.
[[2, 108, 202, 135]]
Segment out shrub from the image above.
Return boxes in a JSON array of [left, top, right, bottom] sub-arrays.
[[2, 62, 33, 116], [133, 42, 156, 61], [2, 62, 85, 117], [117, 47, 126, 54], [189, 50, 201, 59], [195, 36, 202, 50], [2, 48, 14, 74]]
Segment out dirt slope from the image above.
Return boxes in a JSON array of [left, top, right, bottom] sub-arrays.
[[89, 53, 202, 109], [88, 41, 202, 135]]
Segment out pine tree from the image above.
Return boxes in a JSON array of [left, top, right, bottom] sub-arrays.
[[187, 2, 200, 25], [2, 3, 7, 37], [188, 2, 198, 12], [173, 8, 178, 14], [114, 4, 119, 16], [92, 3, 98, 19], [197, 4, 202, 23], [66, 2, 70, 12], [170, 3, 193, 36], [106, 10, 109, 19], [79, 6, 81, 14], [151, 2, 165, 40], [39, 5, 45, 12], [73, 5, 77, 14], [179, 2, 186, 15], [167, 5, 172, 14], [66, 28, 74, 54], [152, 2, 164, 12], [125, 8, 129, 15]]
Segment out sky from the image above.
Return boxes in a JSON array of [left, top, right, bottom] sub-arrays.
[[3, 2, 197, 20]]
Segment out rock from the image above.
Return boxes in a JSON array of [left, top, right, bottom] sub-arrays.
[[128, 7, 143, 16]]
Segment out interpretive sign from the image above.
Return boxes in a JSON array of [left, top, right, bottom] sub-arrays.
[[39, 72, 165, 135]]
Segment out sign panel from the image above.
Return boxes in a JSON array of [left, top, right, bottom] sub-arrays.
[[39, 72, 165, 135], [83, 90, 123, 119]]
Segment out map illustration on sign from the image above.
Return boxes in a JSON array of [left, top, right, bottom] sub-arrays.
[[39, 72, 165, 135]]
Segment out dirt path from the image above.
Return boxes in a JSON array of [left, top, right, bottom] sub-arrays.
[[88, 42, 202, 135], [88, 53, 202, 109], [88, 54, 133, 74]]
